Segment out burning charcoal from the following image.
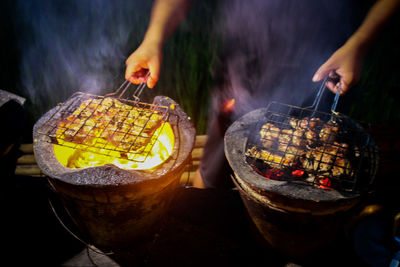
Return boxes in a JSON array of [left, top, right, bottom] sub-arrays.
[[291, 169, 305, 177], [315, 176, 333, 189]]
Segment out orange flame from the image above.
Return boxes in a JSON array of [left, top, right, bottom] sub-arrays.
[[52, 97, 175, 170], [54, 122, 174, 170], [222, 98, 235, 113]]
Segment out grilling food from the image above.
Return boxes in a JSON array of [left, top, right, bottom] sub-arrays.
[[57, 97, 164, 153], [247, 116, 354, 181], [52, 96, 175, 170], [247, 146, 293, 168]]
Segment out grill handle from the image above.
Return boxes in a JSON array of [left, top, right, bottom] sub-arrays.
[[105, 72, 150, 101], [312, 75, 341, 112]]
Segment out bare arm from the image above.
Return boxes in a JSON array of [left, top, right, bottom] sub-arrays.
[[125, 0, 191, 88], [313, 0, 400, 94]]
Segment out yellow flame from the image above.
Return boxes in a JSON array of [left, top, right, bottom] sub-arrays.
[[54, 122, 175, 170]]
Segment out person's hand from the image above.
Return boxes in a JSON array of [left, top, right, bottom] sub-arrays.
[[312, 40, 365, 95], [125, 41, 162, 89]]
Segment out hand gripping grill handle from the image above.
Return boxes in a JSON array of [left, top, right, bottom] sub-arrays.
[[311, 75, 342, 113], [105, 72, 150, 101]]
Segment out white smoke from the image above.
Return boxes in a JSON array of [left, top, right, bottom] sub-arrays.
[[16, 0, 151, 112], [215, 0, 362, 118]]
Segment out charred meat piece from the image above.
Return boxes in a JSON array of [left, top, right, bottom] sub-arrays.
[[299, 142, 352, 177], [279, 129, 293, 144], [277, 144, 305, 161], [57, 97, 164, 152], [292, 129, 306, 147], [319, 121, 339, 143], [289, 117, 323, 147], [304, 129, 318, 146], [247, 146, 294, 168], [260, 123, 280, 148], [332, 157, 353, 177], [290, 117, 323, 130], [300, 146, 334, 173], [309, 117, 324, 129]]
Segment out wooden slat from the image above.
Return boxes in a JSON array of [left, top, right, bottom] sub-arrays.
[[194, 135, 207, 148], [15, 164, 43, 176], [180, 171, 196, 185], [19, 143, 34, 154], [17, 154, 36, 165], [191, 147, 203, 161]]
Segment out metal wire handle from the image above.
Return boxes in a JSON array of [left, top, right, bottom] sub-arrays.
[[47, 196, 114, 256], [106, 72, 150, 101], [311, 75, 342, 112]]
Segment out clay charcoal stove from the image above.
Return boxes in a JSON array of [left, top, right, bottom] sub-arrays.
[[224, 83, 379, 259], [33, 92, 195, 250]]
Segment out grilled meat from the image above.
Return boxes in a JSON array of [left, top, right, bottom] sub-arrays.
[[319, 121, 339, 143], [246, 146, 294, 168], [299, 142, 352, 176], [260, 123, 280, 148], [57, 97, 164, 152], [250, 116, 353, 180]]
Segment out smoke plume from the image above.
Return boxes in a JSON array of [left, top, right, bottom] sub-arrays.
[[214, 0, 364, 119], [16, 0, 151, 113]]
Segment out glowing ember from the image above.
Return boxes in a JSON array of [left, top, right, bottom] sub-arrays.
[[291, 169, 304, 177], [53, 97, 175, 170], [316, 177, 332, 189], [222, 98, 236, 113]]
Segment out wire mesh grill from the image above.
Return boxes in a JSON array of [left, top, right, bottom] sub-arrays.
[[245, 101, 378, 192], [36, 92, 170, 163]]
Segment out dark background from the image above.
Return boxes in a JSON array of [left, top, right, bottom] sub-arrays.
[[2, 0, 399, 266], [1, 0, 400, 142]]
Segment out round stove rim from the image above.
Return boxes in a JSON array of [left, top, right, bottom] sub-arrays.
[[33, 95, 196, 186]]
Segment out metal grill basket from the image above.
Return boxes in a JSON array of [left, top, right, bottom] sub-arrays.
[[245, 78, 379, 192], [35, 78, 171, 163]]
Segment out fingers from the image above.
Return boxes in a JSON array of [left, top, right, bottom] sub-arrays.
[[125, 57, 142, 84], [323, 74, 350, 95], [313, 60, 352, 95], [312, 61, 333, 82], [125, 50, 161, 88], [146, 58, 160, 88]]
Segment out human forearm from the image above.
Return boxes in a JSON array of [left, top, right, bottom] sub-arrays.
[[313, 0, 400, 94], [142, 0, 191, 47], [346, 0, 400, 53], [125, 0, 191, 87]]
